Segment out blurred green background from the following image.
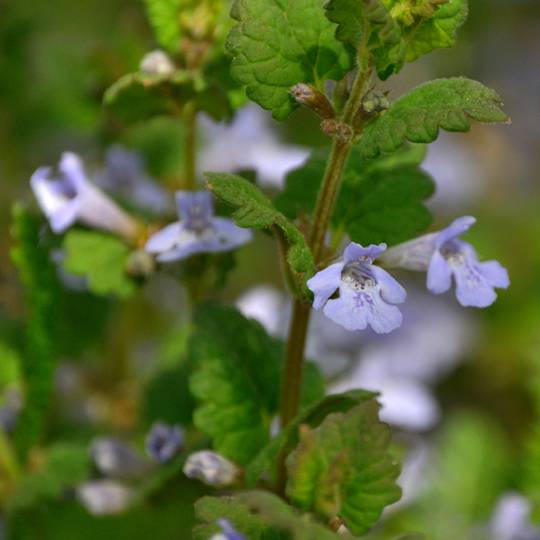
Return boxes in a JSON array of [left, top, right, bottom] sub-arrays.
[[1, 0, 540, 538]]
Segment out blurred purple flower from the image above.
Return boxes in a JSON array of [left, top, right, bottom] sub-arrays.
[[31, 152, 138, 240], [97, 146, 173, 215], [381, 216, 509, 308], [307, 243, 406, 334], [183, 450, 238, 487], [145, 422, 183, 463], [211, 519, 246, 540], [145, 191, 252, 262]]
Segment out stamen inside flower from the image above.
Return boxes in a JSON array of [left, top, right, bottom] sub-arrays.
[[341, 264, 376, 291]]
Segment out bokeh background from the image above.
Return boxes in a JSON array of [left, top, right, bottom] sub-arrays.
[[0, 0, 539, 538]]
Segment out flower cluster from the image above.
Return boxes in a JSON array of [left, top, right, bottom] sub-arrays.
[[309, 217, 509, 334]]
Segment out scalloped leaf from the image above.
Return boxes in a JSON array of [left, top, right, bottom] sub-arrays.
[[286, 400, 401, 535], [357, 77, 509, 159], [226, 0, 353, 120]]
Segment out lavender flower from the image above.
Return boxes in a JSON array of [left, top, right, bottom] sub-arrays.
[[183, 450, 239, 487], [145, 191, 252, 262], [31, 152, 139, 240], [210, 519, 247, 540], [381, 216, 509, 308], [145, 422, 184, 463], [307, 243, 406, 334]]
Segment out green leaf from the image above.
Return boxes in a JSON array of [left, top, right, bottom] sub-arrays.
[[62, 230, 136, 298], [325, 0, 404, 79], [10, 206, 61, 456], [0, 342, 22, 395], [286, 400, 401, 535], [245, 390, 376, 487], [383, 0, 468, 64], [104, 70, 232, 123], [7, 443, 91, 511], [358, 77, 509, 159], [143, 0, 183, 52], [194, 491, 347, 540], [205, 172, 315, 293], [227, 0, 353, 120], [275, 144, 433, 246], [189, 302, 325, 465]]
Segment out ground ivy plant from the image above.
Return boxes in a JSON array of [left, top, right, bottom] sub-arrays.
[[7, 0, 511, 537]]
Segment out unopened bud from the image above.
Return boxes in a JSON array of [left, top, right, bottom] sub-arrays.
[[77, 480, 133, 516], [291, 83, 335, 119], [361, 90, 390, 115], [145, 422, 184, 463], [183, 450, 239, 487], [126, 249, 156, 279], [140, 50, 176, 77], [321, 119, 354, 142]]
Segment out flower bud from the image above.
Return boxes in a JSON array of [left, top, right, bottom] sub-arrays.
[[320, 119, 354, 142], [145, 422, 184, 463], [291, 83, 335, 119], [183, 450, 239, 487], [140, 50, 176, 76], [77, 480, 132, 516]]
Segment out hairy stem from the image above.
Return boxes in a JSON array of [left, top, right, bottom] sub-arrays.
[[278, 49, 373, 482]]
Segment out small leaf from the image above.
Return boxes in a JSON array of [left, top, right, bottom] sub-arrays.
[[189, 302, 324, 465], [143, 0, 183, 52], [358, 77, 509, 159], [7, 443, 91, 511], [62, 230, 136, 298], [384, 0, 468, 64], [286, 400, 401, 534], [245, 390, 376, 487], [205, 173, 315, 293], [227, 0, 353, 120], [104, 70, 232, 123], [194, 491, 346, 540]]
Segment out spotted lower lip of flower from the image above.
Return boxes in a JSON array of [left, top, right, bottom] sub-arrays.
[[30, 152, 139, 240], [382, 216, 510, 308], [145, 190, 252, 262], [307, 242, 406, 334]]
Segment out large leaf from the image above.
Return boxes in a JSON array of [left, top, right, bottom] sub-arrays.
[[275, 144, 433, 247], [62, 230, 136, 299], [194, 491, 350, 540], [205, 173, 315, 293], [286, 400, 401, 535], [226, 0, 353, 120], [357, 77, 509, 159], [189, 302, 325, 465], [245, 390, 376, 487]]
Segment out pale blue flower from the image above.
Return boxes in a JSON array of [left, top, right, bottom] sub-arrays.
[[183, 450, 238, 487], [210, 519, 246, 540], [31, 152, 138, 239], [381, 217, 509, 308], [145, 422, 183, 463], [307, 243, 406, 334], [145, 191, 252, 262]]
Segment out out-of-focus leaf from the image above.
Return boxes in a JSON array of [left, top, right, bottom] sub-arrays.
[[62, 230, 136, 299], [286, 400, 401, 535]]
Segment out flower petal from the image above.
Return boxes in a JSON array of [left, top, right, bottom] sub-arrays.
[[307, 262, 344, 310], [436, 216, 476, 247], [378, 233, 437, 271], [176, 190, 214, 224], [453, 260, 498, 308], [343, 242, 386, 264], [208, 217, 253, 252], [145, 222, 182, 253], [59, 151, 89, 191], [427, 250, 452, 294], [49, 201, 80, 233], [370, 265, 407, 304], [477, 260, 510, 289]]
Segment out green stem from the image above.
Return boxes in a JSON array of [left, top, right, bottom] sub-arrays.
[[278, 48, 373, 480], [184, 103, 198, 191]]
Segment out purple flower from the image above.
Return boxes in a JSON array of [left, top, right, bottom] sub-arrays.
[[183, 450, 239, 487], [31, 152, 139, 240], [307, 243, 406, 334], [381, 216, 509, 308], [210, 519, 246, 540], [145, 191, 252, 262], [145, 422, 183, 463]]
